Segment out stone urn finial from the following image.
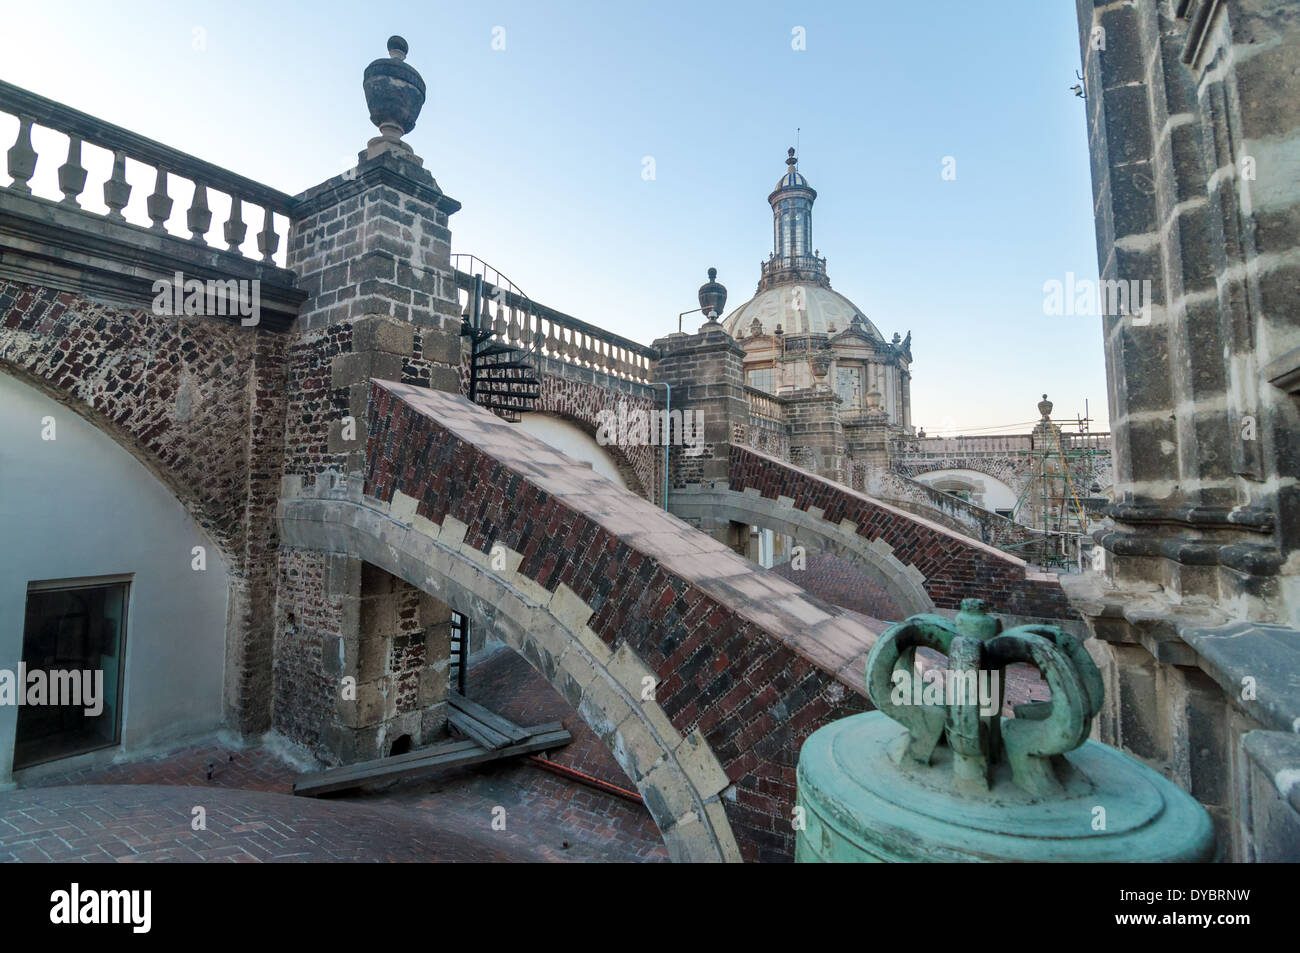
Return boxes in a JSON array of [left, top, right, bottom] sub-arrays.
[[1038, 393, 1053, 419], [362, 35, 427, 164], [811, 348, 831, 381], [698, 267, 727, 322]]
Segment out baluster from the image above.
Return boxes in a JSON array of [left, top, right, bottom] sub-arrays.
[[566, 329, 580, 363], [507, 307, 522, 347], [493, 304, 507, 338], [548, 321, 562, 359], [6, 116, 37, 193], [103, 150, 131, 221], [530, 313, 544, 352], [257, 208, 279, 263], [146, 167, 173, 232], [57, 135, 87, 207], [224, 196, 248, 251], [187, 183, 212, 243]]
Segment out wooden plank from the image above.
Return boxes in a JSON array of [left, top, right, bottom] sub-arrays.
[[447, 707, 511, 750], [301, 721, 566, 787], [293, 725, 570, 797], [447, 693, 531, 743]]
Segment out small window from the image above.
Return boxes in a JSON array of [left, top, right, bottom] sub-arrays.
[[14, 578, 129, 770]]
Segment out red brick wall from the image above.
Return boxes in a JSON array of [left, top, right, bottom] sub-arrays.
[[364, 383, 870, 862]]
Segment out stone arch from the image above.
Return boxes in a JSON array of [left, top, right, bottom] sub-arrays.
[[668, 485, 936, 618], [914, 468, 1019, 514], [897, 456, 1033, 502], [278, 489, 741, 863]]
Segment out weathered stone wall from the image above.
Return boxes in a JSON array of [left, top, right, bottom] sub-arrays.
[[1069, 0, 1300, 860]]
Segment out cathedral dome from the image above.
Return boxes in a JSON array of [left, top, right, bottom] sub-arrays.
[[722, 284, 884, 340]]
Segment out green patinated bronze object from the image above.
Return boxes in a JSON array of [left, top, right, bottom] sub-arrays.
[[796, 599, 1215, 862]]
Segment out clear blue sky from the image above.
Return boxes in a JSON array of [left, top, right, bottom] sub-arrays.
[[1, 0, 1107, 434]]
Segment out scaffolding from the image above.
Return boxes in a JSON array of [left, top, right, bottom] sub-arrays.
[[1008, 405, 1104, 571]]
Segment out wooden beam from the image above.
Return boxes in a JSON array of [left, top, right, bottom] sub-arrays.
[[447, 693, 531, 743], [293, 723, 569, 797]]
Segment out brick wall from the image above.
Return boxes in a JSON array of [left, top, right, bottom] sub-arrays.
[[363, 382, 874, 861], [730, 444, 1078, 621], [0, 278, 288, 732]]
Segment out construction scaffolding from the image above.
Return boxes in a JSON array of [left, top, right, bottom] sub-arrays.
[[1008, 402, 1105, 571]]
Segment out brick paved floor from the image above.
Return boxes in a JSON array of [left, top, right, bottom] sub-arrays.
[[4, 644, 669, 863]]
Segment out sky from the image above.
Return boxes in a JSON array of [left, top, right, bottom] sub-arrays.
[[0, 0, 1109, 434]]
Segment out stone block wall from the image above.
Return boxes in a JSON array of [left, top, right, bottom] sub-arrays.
[[1069, 0, 1300, 861]]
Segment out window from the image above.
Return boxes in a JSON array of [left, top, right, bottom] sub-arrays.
[[747, 367, 776, 393], [835, 366, 862, 408], [15, 578, 129, 769]]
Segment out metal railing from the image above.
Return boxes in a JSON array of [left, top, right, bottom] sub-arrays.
[[0, 79, 292, 264], [450, 258, 658, 383]]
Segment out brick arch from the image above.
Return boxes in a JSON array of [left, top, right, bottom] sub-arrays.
[[0, 281, 286, 568], [530, 363, 659, 502], [669, 485, 936, 618], [724, 444, 1080, 623], [278, 491, 741, 863], [1, 279, 288, 731], [520, 408, 652, 501]]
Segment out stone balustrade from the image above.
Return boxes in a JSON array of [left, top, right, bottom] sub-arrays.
[[744, 384, 786, 423], [1, 80, 292, 264], [893, 432, 1112, 458], [451, 264, 657, 383]]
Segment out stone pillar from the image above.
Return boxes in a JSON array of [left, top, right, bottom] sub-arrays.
[[1065, 1, 1300, 861], [650, 320, 749, 486], [784, 388, 845, 482], [285, 150, 463, 482], [274, 37, 464, 762]]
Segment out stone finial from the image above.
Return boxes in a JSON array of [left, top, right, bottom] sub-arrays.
[[1038, 393, 1053, 419], [361, 35, 427, 165], [698, 267, 727, 322]]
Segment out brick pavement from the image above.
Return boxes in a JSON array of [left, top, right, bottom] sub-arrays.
[[6, 644, 669, 863]]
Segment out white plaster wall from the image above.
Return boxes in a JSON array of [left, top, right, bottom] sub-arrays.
[[914, 468, 1019, 513], [513, 414, 630, 489], [0, 373, 229, 782]]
